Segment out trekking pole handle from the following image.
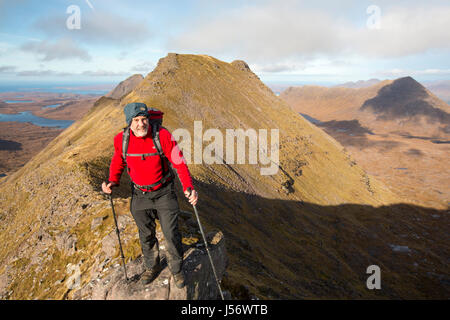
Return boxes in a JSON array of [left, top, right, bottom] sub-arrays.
[[186, 187, 195, 206]]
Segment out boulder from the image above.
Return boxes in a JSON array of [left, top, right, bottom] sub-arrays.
[[83, 231, 227, 300]]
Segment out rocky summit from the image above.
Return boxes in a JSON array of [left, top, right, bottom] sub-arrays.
[[0, 53, 448, 300]]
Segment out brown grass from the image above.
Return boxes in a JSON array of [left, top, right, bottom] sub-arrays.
[[0, 54, 448, 300]]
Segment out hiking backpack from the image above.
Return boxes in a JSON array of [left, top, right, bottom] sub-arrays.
[[122, 107, 175, 190]]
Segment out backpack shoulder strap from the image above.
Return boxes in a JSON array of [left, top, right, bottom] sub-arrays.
[[122, 126, 130, 162], [152, 123, 164, 157], [152, 125, 175, 178]]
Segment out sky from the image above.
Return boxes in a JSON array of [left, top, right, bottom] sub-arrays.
[[0, 0, 449, 87]]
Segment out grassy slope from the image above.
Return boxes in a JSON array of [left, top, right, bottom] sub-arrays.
[[0, 54, 448, 299]]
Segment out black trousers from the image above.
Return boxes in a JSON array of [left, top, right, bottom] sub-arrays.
[[130, 181, 183, 274]]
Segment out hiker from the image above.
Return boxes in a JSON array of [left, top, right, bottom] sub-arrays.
[[101, 102, 198, 289]]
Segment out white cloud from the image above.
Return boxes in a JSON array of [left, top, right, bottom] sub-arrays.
[[253, 62, 305, 73], [167, 1, 450, 63], [20, 38, 91, 61], [81, 70, 130, 77], [131, 61, 156, 72], [16, 69, 130, 77], [0, 32, 40, 42], [168, 2, 342, 62], [0, 41, 15, 56], [378, 68, 450, 77], [34, 10, 153, 47], [17, 70, 74, 77], [347, 5, 450, 58], [0, 65, 16, 73]]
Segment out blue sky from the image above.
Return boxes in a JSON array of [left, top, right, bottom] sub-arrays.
[[1, 0, 449, 86]]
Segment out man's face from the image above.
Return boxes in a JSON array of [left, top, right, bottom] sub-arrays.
[[130, 115, 149, 137]]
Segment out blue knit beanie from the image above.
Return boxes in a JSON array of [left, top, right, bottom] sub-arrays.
[[124, 102, 148, 125]]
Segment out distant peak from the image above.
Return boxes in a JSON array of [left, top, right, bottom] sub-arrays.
[[150, 52, 180, 77], [397, 76, 415, 81], [390, 76, 425, 91], [231, 60, 251, 72], [105, 74, 144, 99], [394, 76, 418, 84], [335, 78, 381, 89]]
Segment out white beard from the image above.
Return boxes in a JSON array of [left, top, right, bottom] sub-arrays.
[[131, 127, 148, 137]]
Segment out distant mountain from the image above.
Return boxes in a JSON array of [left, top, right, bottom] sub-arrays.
[[361, 77, 450, 123], [105, 74, 144, 99], [280, 80, 390, 120], [335, 78, 381, 88], [280, 76, 450, 211], [281, 76, 450, 138]]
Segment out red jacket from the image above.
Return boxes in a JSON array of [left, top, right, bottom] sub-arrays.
[[109, 127, 194, 192]]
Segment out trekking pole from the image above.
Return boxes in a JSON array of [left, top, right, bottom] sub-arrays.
[[187, 188, 224, 300], [108, 192, 129, 282]]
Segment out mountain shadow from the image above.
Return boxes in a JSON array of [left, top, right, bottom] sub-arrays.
[[187, 179, 449, 299], [0, 139, 22, 151], [318, 119, 374, 135], [301, 118, 401, 151], [361, 77, 450, 124], [83, 156, 449, 299]]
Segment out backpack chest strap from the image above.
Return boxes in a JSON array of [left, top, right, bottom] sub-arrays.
[[126, 152, 159, 160]]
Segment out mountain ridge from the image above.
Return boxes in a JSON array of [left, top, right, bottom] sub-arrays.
[[335, 78, 381, 89], [0, 54, 448, 299], [105, 74, 144, 100]]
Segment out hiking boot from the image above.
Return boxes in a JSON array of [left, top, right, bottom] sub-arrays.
[[173, 271, 185, 289], [141, 264, 162, 285]]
